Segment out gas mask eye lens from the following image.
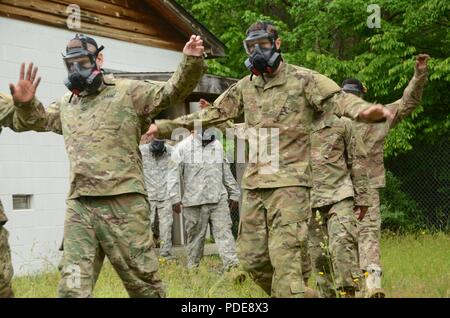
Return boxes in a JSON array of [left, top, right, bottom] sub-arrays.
[[65, 57, 93, 71]]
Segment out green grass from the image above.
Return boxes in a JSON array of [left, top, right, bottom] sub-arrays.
[[381, 232, 450, 298], [12, 233, 450, 298]]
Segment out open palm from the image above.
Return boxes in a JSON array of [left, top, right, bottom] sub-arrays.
[[9, 63, 41, 104]]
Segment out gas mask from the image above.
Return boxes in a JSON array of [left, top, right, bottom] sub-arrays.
[[244, 30, 282, 79], [150, 139, 166, 156], [200, 130, 216, 147], [63, 34, 105, 96]]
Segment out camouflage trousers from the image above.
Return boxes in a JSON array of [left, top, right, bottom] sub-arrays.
[[358, 188, 381, 270], [0, 225, 14, 298], [308, 198, 362, 298], [150, 200, 174, 256], [183, 195, 239, 270], [58, 193, 165, 298], [237, 187, 310, 298]]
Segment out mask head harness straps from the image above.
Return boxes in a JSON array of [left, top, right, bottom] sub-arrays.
[[64, 34, 105, 100]]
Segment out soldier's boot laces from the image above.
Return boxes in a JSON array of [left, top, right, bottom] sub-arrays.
[[364, 264, 386, 298]]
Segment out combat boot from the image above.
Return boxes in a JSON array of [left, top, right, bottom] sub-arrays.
[[364, 264, 386, 298]]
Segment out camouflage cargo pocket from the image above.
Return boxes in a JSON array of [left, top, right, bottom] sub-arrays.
[[277, 187, 311, 226]]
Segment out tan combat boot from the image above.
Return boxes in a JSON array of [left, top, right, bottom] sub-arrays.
[[364, 264, 386, 298]]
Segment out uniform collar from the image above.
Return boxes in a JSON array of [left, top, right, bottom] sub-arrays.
[[253, 62, 287, 90]]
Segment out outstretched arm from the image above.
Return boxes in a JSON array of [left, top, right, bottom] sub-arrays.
[[131, 35, 208, 127], [304, 72, 394, 122], [386, 54, 429, 128], [147, 80, 244, 140]]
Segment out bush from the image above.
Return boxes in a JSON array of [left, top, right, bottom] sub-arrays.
[[380, 171, 426, 233]]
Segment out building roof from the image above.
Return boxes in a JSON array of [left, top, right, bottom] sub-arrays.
[[0, 0, 226, 58]]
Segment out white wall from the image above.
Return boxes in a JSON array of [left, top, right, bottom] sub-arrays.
[[0, 16, 184, 275]]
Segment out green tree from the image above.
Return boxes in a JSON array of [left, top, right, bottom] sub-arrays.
[[179, 0, 449, 156]]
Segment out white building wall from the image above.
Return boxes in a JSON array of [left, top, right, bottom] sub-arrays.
[[0, 16, 184, 275]]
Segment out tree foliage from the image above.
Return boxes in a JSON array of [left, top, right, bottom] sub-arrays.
[[179, 0, 449, 156]]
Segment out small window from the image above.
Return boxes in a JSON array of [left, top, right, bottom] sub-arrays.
[[12, 195, 33, 210]]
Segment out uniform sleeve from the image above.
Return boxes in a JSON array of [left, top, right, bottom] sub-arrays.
[[303, 72, 342, 112], [156, 80, 244, 139], [222, 156, 241, 202], [303, 72, 379, 120], [130, 55, 207, 122], [139, 145, 151, 187], [13, 97, 63, 134], [167, 151, 182, 204], [345, 120, 371, 207], [331, 92, 381, 121], [386, 68, 428, 129], [0, 93, 16, 131]]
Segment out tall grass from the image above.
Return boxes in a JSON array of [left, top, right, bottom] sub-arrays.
[[12, 233, 449, 298]]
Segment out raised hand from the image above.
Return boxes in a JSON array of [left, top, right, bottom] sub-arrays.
[[9, 63, 41, 104], [183, 35, 205, 57], [416, 54, 430, 73]]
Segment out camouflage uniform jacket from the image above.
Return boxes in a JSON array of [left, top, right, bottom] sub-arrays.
[[139, 143, 180, 204], [0, 93, 20, 224], [156, 62, 379, 190], [355, 69, 428, 189], [310, 113, 370, 208], [13, 55, 207, 199], [173, 134, 240, 207]]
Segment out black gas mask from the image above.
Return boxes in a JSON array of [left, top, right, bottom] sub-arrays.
[[200, 130, 216, 147], [150, 139, 166, 156], [244, 30, 282, 80], [63, 34, 105, 96]]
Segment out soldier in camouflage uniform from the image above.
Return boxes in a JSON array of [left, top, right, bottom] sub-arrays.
[[0, 94, 17, 298], [10, 34, 206, 297], [172, 131, 241, 270], [308, 111, 371, 298], [147, 22, 393, 297], [342, 54, 429, 298], [140, 138, 180, 259]]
